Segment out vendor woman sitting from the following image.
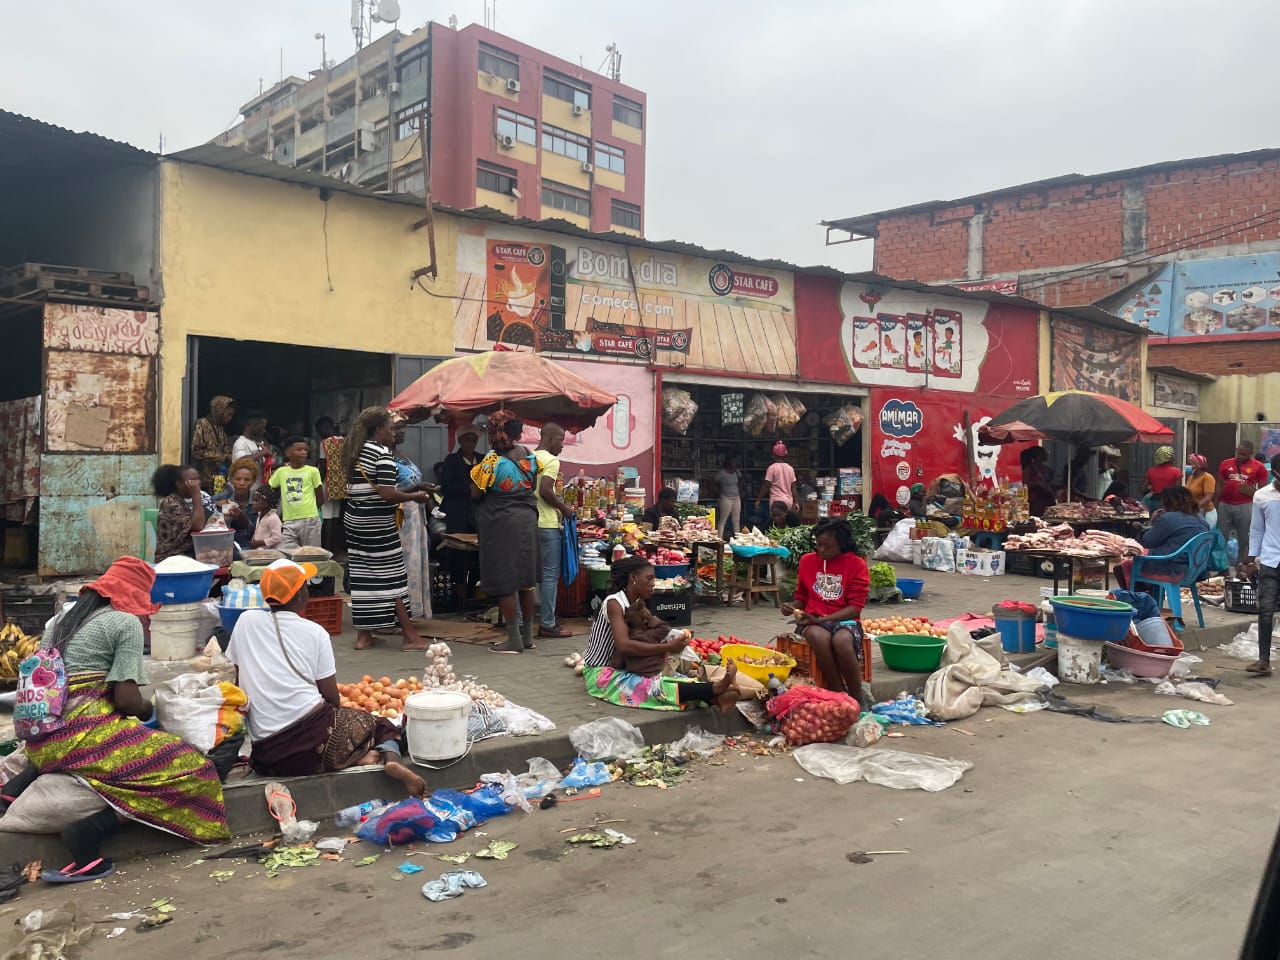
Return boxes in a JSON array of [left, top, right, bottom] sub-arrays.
[[581, 556, 740, 712], [227, 559, 427, 796], [780, 518, 870, 707]]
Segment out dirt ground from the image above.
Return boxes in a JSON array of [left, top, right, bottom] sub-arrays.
[[4, 653, 1276, 960]]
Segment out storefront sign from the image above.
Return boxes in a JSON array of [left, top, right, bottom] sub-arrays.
[[953, 279, 1019, 295], [43, 304, 158, 356], [794, 275, 1039, 397], [1051, 317, 1142, 401], [868, 389, 1034, 504], [720, 392, 744, 426], [455, 226, 796, 375], [1151, 372, 1199, 413], [1110, 253, 1280, 341]]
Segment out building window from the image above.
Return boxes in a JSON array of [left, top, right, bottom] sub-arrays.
[[477, 161, 518, 196], [610, 200, 641, 231], [594, 141, 625, 174], [541, 123, 589, 162], [542, 180, 591, 218], [478, 42, 519, 82], [394, 160, 425, 196], [612, 95, 643, 129], [397, 45, 428, 84], [543, 69, 590, 109], [395, 100, 426, 141], [496, 107, 536, 146]]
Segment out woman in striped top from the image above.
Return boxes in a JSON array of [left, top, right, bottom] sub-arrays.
[[341, 407, 435, 652], [582, 556, 740, 712]]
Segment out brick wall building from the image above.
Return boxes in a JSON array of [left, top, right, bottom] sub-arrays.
[[823, 149, 1280, 308]]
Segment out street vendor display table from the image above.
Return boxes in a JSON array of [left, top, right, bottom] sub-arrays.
[[688, 539, 726, 606], [728, 544, 789, 610], [229, 560, 345, 583], [1017, 550, 1120, 596]]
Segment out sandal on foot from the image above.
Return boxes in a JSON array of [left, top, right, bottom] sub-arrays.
[[487, 643, 521, 654], [41, 859, 115, 884], [1246, 661, 1273, 676]]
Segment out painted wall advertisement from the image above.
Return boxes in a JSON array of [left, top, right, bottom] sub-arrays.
[[1110, 252, 1280, 340], [1051, 317, 1142, 401], [455, 225, 796, 375], [869, 390, 1034, 505], [1151, 372, 1199, 413], [795, 276, 1039, 397]]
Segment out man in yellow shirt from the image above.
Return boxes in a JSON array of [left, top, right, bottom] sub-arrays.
[[534, 424, 576, 639]]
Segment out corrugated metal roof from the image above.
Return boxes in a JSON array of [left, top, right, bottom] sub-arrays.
[[0, 109, 155, 177], [167, 145, 1144, 332], [822, 146, 1280, 235]]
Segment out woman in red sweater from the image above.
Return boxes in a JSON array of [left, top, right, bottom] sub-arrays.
[[781, 519, 871, 706]]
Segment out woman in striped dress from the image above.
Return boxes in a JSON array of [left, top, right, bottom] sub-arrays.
[[582, 556, 740, 712], [341, 407, 434, 651]]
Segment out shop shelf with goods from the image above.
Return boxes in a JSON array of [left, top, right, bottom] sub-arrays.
[[659, 383, 864, 511]]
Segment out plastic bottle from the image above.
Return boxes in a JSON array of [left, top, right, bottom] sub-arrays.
[[334, 799, 387, 828], [767, 673, 784, 697], [1041, 600, 1057, 648], [1228, 534, 1239, 567]]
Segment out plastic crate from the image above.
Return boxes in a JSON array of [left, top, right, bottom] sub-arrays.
[[302, 595, 344, 636], [2, 593, 57, 637], [775, 631, 872, 684], [650, 588, 692, 627], [556, 568, 589, 620], [431, 566, 460, 614], [1225, 578, 1259, 614]]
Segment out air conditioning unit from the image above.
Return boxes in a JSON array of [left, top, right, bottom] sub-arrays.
[[506, 78, 521, 93], [581, 161, 594, 173], [388, 81, 400, 94], [499, 134, 515, 149], [571, 103, 585, 117]]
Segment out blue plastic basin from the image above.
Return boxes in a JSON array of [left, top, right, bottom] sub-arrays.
[[897, 578, 924, 599], [1050, 595, 1134, 642], [151, 567, 216, 605]]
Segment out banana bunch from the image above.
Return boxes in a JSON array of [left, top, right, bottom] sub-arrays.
[[0, 622, 39, 679]]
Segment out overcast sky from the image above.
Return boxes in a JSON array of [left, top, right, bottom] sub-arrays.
[[4, 0, 1277, 271]]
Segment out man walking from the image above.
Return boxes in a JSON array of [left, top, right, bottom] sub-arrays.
[[1218, 440, 1269, 573], [1244, 453, 1280, 677], [534, 424, 575, 639]]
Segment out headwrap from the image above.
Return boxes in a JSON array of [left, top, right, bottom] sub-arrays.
[[487, 410, 520, 453], [1188, 453, 1208, 470], [772, 441, 788, 457], [1154, 445, 1174, 465], [84, 555, 161, 616], [910, 483, 925, 496], [208, 395, 235, 422]]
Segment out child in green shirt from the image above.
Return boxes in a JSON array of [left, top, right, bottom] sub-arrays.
[[270, 437, 326, 550]]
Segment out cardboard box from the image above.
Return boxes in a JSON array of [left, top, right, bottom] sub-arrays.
[[957, 548, 1006, 577]]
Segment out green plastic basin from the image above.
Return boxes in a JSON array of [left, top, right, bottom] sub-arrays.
[[876, 633, 946, 672]]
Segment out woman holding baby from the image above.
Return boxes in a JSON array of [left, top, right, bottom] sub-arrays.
[[581, 556, 740, 712]]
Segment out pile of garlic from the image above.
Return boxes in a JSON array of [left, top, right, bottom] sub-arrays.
[[423, 641, 507, 708]]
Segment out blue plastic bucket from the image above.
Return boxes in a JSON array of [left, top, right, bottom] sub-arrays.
[[995, 617, 1036, 654]]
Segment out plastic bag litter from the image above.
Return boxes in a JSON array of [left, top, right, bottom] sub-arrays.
[[848, 716, 884, 747], [315, 837, 348, 854], [422, 870, 487, 902], [792, 744, 972, 791], [1000, 699, 1047, 713], [4, 901, 95, 958], [560, 756, 611, 788], [1169, 654, 1202, 679], [1154, 681, 1233, 706], [1023, 666, 1059, 688], [281, 819, 318, 844], [667, 726, 724, 757], [479, 771, 533, 814], [355, 798, 437, 846], [1100, 666, 1138, 685], [569, 716, 644, 760], [492, 702, 555, 737], [872, 694, 941, 726], [1161, 709, 1210, 729], [1219, 623, 1279, 661]]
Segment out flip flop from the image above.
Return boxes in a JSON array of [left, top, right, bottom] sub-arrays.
[[41, 859, 115, 884], [1246, 661, 1273, 676], [487, 643, 521, 654], [264, 782, 298, 830]]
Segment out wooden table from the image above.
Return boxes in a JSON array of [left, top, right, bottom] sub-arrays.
[[1018, 550, 1121, 595], [688, 539, 726, 605], [229, 560, 346, 582]]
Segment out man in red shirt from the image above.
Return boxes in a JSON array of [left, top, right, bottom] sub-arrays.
[[1218, 440, 1269, 570]]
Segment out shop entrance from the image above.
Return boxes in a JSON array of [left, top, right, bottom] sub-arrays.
[[0, 305, 45, 568], [184, 336, 397, 461]]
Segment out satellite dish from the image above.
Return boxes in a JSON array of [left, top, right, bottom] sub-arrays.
[[372, 0, 400, 22]]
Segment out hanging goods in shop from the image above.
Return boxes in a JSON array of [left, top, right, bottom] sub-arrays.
[[661, 387, 698, 434], [823, 404, 863, 446]]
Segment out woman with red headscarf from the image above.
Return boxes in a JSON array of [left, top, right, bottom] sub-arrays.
[[470, 410, 540, 653], [1, 557, 229, 883]]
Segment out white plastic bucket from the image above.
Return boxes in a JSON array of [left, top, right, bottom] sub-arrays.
[[148, 602, 205, 661], [404, 690, 472, 762], [1057, 633, 1102, 685]]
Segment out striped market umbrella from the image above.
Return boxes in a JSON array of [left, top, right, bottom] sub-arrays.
[[981, 390, 1174, 446]]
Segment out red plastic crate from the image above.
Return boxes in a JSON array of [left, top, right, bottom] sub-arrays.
[[302, 595, 344, 636], [774, 631, 872, 685], [556, 568, 589, 620]]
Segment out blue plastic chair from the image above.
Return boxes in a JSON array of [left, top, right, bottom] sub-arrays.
[[1129, 531, 1215, 630]]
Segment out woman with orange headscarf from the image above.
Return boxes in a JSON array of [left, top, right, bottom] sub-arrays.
[[1185, 453, 1217, 527], [2, 557, 228, 882], [470, 411, 540, 653]]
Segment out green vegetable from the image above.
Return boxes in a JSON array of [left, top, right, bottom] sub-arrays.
[[676, 503, 709, 519], [869, 562, 897, 589]]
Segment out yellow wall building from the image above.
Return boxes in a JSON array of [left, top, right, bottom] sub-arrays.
[[157, 159, 458, 462]]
